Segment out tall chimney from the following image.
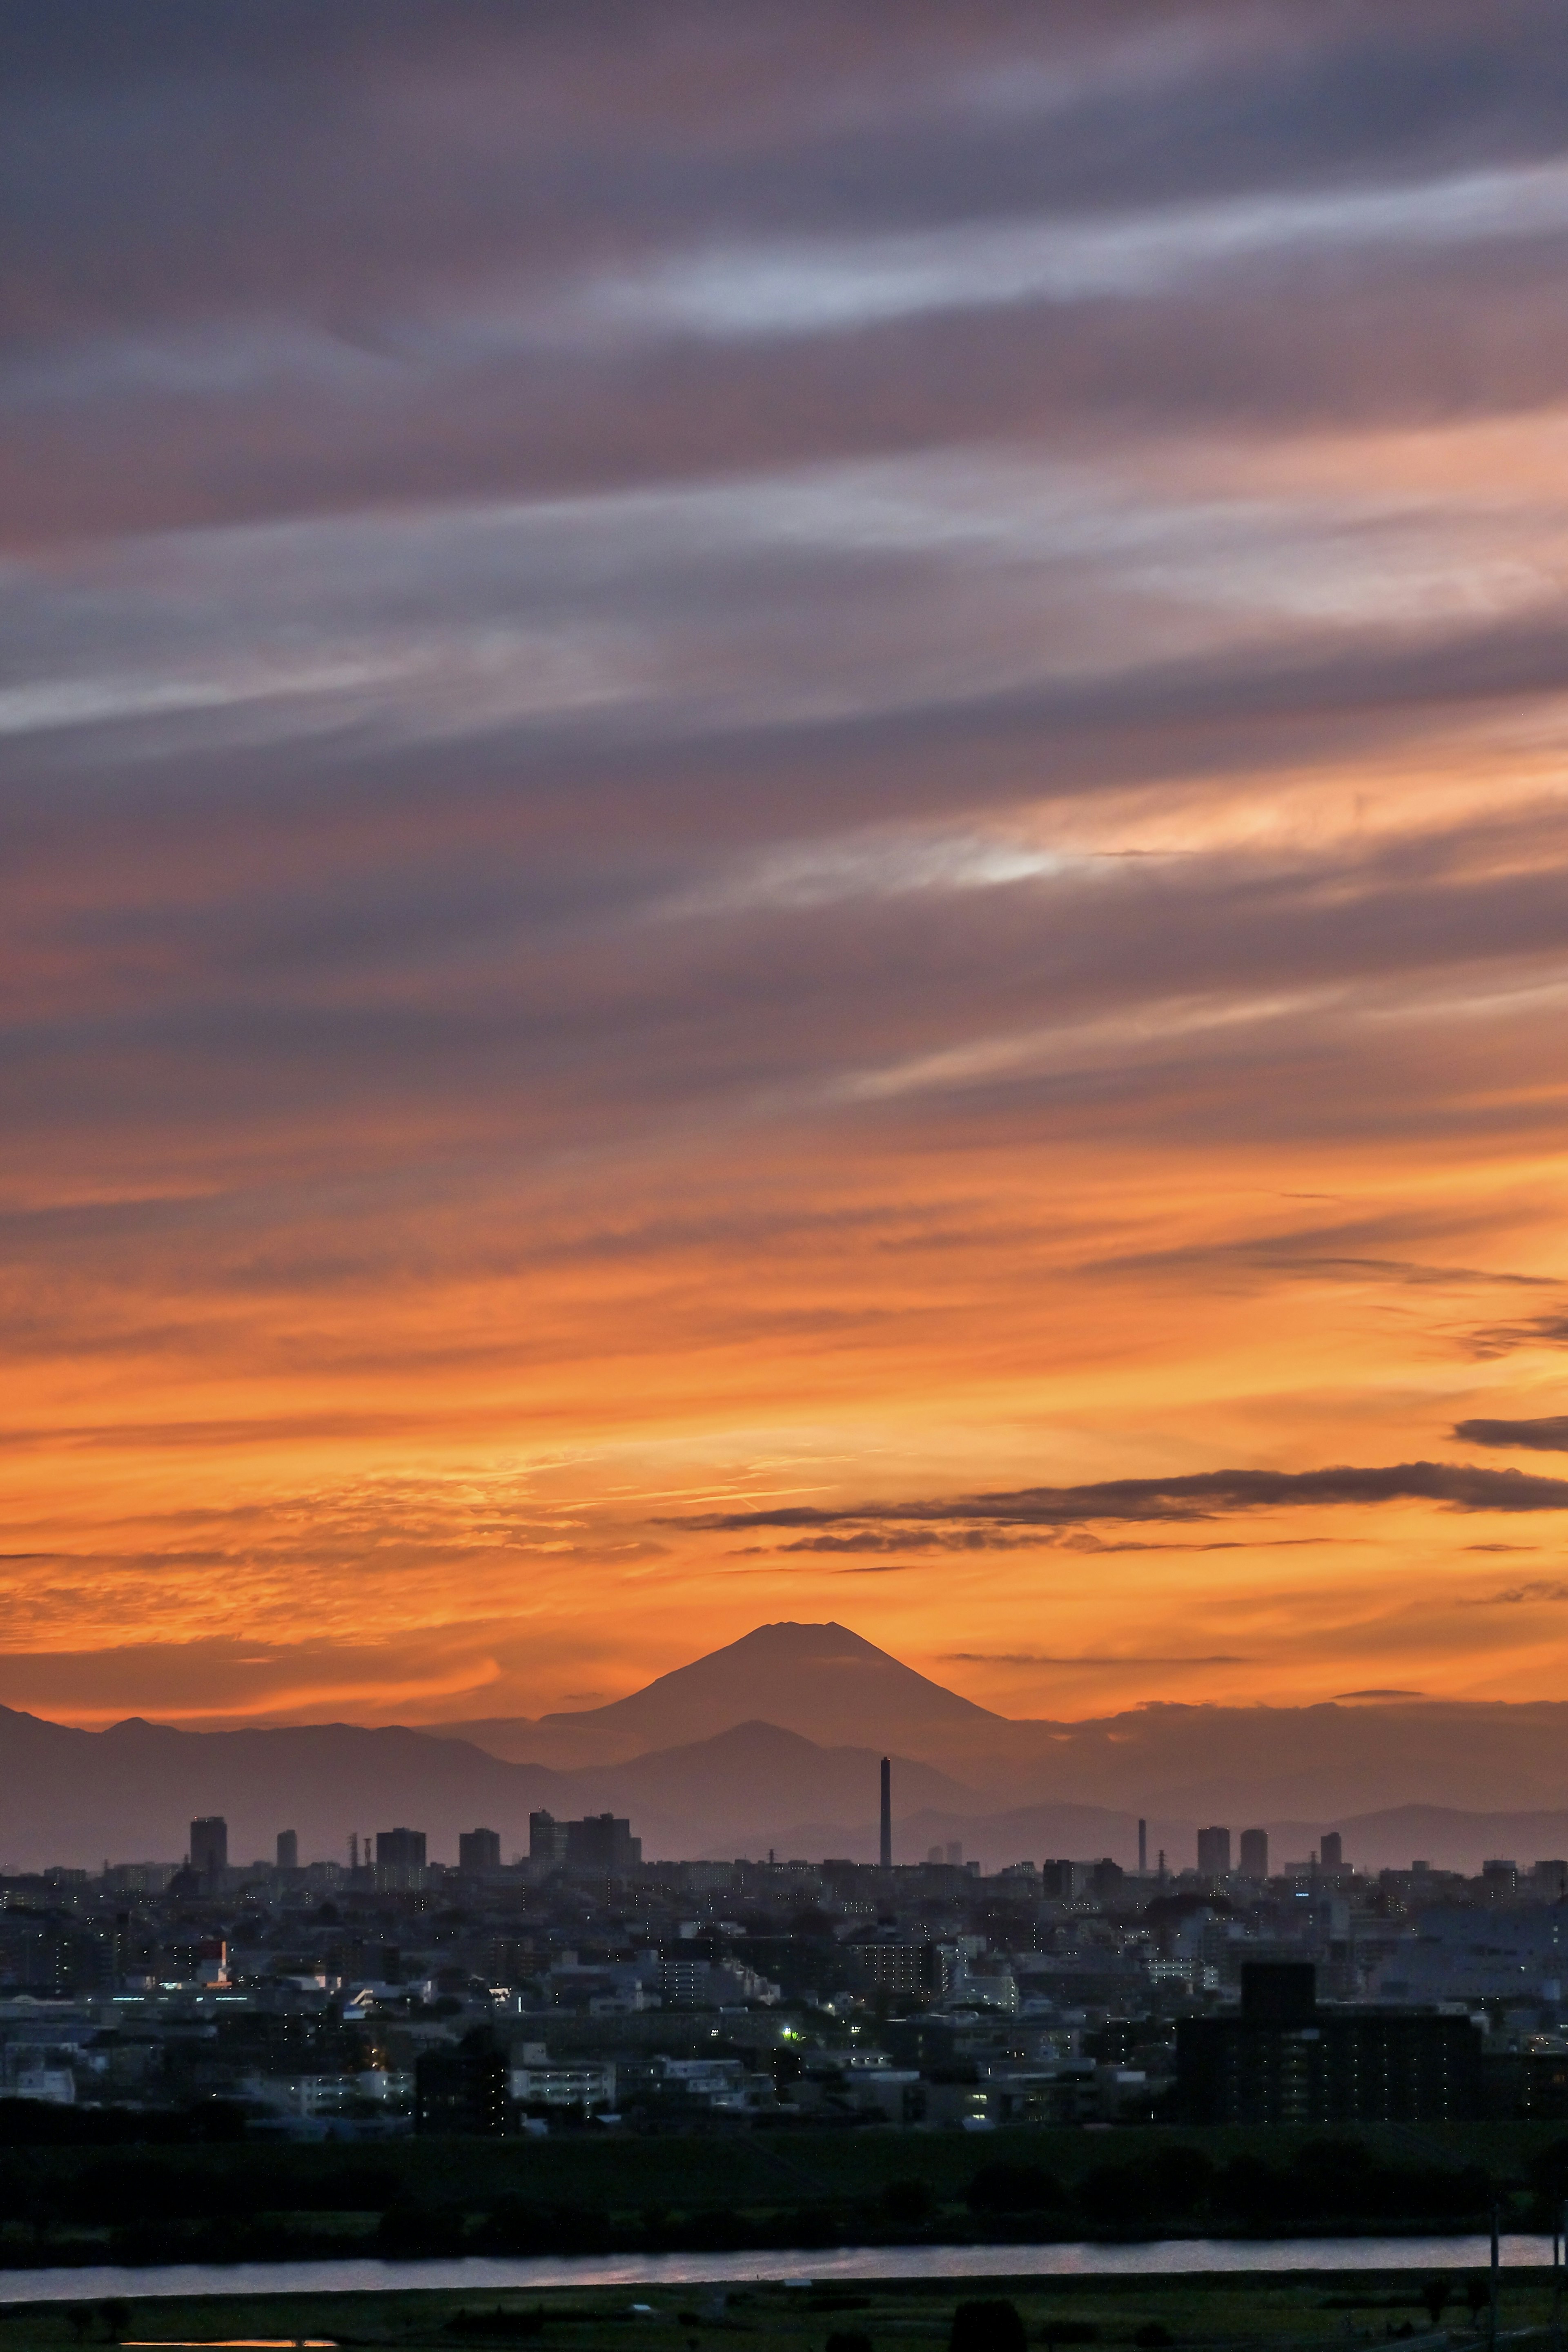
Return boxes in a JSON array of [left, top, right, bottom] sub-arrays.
[[1138, 1817, 1148, 1875], [879, 1755, 892, 1868]]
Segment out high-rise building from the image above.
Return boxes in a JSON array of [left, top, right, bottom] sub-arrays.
[[565, 1813, 639, 1873], [1239, 1827, 1269, 1880], [459, 1826, 502, 1873], [1196, 1824, 1232, 1878], [528, 1809, 638, 1873], [414, 2037, 508, 2136], [276, 1830, 298, 1873], [879, 1756, 892, 1869], [1319, 1830, 1344, 1873], [1138, 1818, 1148, 1874], [375, 1826, 428, 1890], [1178, 1963, 1482, 2124], [529, 1811, 569, 1866], [189, 1817, 227, 1878]]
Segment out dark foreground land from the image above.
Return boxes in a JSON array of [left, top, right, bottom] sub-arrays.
[[1, 2125, 1566, 2271], [1, 2267, 1567, 2352]]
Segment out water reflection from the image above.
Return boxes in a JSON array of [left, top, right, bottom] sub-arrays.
[[0, 2236, 1557, 2305]]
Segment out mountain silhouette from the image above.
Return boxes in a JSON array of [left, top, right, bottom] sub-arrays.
[[436, 1620, 1001, 1765], [0, 1700, 960, 1873], [9, 1621, 1568, 1871]]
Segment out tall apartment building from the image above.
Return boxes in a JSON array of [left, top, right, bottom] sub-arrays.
[[189, 1817, 227, 1878], [414, 2038, 508, 2136], [375, 1826, 428, 1891], [528, 1810, 639, 1874], [459, 1826, 503, 1873], [1239, 1828, 1269, 1880], [1196, 1824, 1231, 1878], [1178, 1962, 1482, 2124]]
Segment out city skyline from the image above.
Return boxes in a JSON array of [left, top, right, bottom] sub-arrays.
[[6, 3, 1568, 1732]]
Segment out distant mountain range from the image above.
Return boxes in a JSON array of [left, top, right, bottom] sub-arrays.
[[5, 1621, 1568, 1875]]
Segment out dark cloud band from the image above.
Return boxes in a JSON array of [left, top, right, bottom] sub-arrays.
[[681, 1459, 1568, 1533], [1452, 1415, 1568, 1452]]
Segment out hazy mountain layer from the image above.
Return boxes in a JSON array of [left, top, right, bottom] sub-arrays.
[[9, 1622, 1568, 1871], [434, 1621, 1568, 1816], [436, 1620, 1000, 1766]]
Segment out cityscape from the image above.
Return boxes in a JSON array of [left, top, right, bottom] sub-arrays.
[[4, 1739, 1567, 2146]]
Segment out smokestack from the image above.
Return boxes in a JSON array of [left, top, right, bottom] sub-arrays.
[[879, 1755, 892, 1868], [1138, 1817, 1147, 1875]]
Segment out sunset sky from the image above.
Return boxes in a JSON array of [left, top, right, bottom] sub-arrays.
[[5, 0, 1568, 1732]]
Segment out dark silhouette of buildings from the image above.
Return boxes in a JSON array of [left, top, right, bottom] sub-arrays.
[[414, 2034, 508, 2135], [189, 1817, 227, 1878], [1196, 1824, 1231, 1878], [375, 1827, 427, 1889], [848, 1936, 950, 1999], [1320, 1830, 1344, 1873], [880, 1755, 892, 1869], [529, 1809, 639, 1873], [1178, 1962, 1483, 2123], [568, 1813, 639, 1873], [529, 1810, 568, 1866], [459, 1826, 502, 1872], [1239, 1827, 1268, 1880], [276, 1830, 298, 1872]]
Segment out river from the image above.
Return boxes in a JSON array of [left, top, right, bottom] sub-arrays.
[[0, 2235, 1559, 2305]]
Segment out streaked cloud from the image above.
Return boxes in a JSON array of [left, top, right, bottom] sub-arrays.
[[1453, 1414, 1568, 1451], [685, 1461, 1568, 1537], [4, 0, 1568, 1724]]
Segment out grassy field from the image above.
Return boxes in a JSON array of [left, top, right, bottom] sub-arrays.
[[2, 2121, 1564, 2226], [0, 2123, 1563, 2274], [0, 2265, 1564, 2352]]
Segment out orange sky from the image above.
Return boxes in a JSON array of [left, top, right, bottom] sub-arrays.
[[4, 1, 1568, 1731]]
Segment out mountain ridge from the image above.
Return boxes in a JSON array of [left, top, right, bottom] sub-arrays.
[[9, 1623, 1568, 1870], [433, 1620, 1000, 1767]]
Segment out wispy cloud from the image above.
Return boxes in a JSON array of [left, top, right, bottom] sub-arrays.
[[1453, 1415, 1568, 1452], [684, 1461, 1568, 1535], [6, 0, 1568, 1721]]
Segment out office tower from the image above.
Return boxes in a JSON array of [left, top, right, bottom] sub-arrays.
[[927, 1844, 943, 1865], [1239, 1827, 1269, 1880], [1138, 1817, 1148, 1874], [1319, 1830, 1343, 1873], [1196, 1824, 1232, 1878], [376, 1826, 427, 1890], [564, 1813, 639, 1873], [945, 1840, 962, 1866], [276, 1829, 298, 1873], [529, 1811, 569, 1866], [459, 1826, 502, 1873], [189, 1817, 227, 1878], [879, 1755, 892, 1868]]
